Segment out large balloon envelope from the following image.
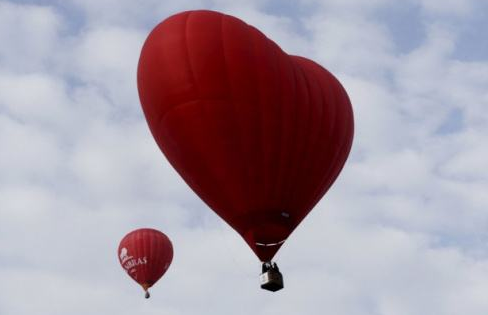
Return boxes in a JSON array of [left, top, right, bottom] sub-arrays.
[[118, 228, 173, 298], [137, 10, 354, 262]]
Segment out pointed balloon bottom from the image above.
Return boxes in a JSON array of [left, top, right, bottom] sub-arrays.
[[259, 262, 284, 292]]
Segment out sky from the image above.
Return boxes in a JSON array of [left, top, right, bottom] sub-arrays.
[[1, 0, 488, 314]]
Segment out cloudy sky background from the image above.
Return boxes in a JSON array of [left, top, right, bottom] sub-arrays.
[[1, 0, 488, 314]]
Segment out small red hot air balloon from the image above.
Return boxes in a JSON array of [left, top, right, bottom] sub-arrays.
[[118, 228, 173, 298], [137, 10, 354, 291]]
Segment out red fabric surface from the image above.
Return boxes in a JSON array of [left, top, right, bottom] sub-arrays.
[[138, 10, 354, 261], [118, 228, 173, 289]]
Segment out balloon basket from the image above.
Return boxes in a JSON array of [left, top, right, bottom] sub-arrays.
[[260, 262, 284, 292]]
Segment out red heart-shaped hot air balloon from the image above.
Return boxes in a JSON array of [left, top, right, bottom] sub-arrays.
[[137, 10, 353, 268], [118, 228, 173, 298]]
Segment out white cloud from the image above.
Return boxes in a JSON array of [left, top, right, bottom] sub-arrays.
[[300, 0, 390, 13], [0, 116, 63, 184], [416, 0, 475, 17], [305, 13, 396, 79], [394, 24, 456, 97], [64, 26, 145, 114], [0, 2, 62, 72], [68, 119, 191, 204], [0, 72, 71, 126], [64, 0, 207, 28]]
